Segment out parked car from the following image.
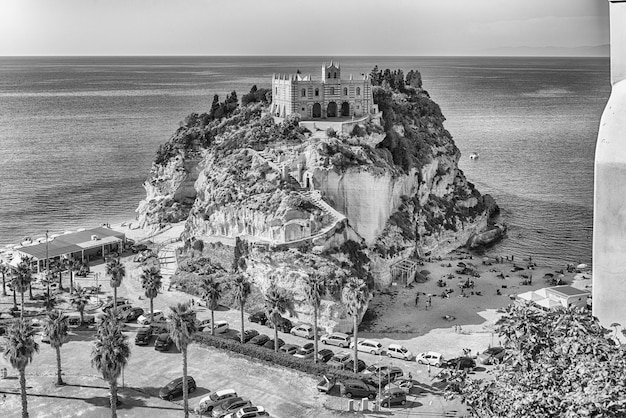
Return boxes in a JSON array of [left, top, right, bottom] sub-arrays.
[[137, 310, 166, 325], [135, 327, 153, 346], [248, 311, 268, 325], [212, 397, 251, 418], [159, 376, 197, 401], [317, 348, 334, 363], [197, 319, 213, 332], [248, 334, 270, 346], [384, 377, 414, 394], [195, 389, 238, 415], [122, 307, 145, 322], [233, 329, 259, 343], [262, 338, 285, 350], [267, 316, 292, 333], [339, 379, 377, 399], [103, 300, 130, 312], [444, 357, 476, 371], [387, 343, 415, 361], [154, 333, 172, 351], [362, 364, 389, 376], [365, 366, 403, 386], [68, 314, 95, 326], [293, 342, 315, 360], [344, 359, 367, 373], [477, 347, 506, 365], [220, 333, 241, 343], [351, 339, 384, 355], [290, 324, 315, 339], [223, 405, 268, 418], [380, 388, 407, 408], [416, 351, 444, 366], [199, 320, 229, 334], [320, 332, 351, 348], [131, 243, 148, 253], [327, 351, 352, 369], [317, 375, 336, 393], [280, 344, 300, 355]]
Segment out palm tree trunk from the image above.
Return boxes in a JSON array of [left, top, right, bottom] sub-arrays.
[[19, 367, 28, 418], [1, 272, 6, 296], [28, 283, 33, 300], [55, 346, 64, 385], [150, 297, 154, 318], [58, 271, 63, 291], [313, 306, 319, 364], [353, 314, 358, 374], [210, 309, 215, 336], [240, 303, 245, 344], [69, 270, 74, 293], [274, 322, 279, 354], [13, 287, 17, 309], [79, 309, 84, 325], [182, 347, 189, 418], [113, 287, 117, 307], [109, 379, 118, 418], [21, 291, 25, 318]]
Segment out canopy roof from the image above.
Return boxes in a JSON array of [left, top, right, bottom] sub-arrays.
[[16, 227, 124, 260]]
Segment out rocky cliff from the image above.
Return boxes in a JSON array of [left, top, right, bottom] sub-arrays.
[[137, 75, 498, 332]]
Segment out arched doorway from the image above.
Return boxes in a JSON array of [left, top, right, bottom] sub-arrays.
[[327, 102, 337, 117], [341, 102, 350, 117], [312, 103, 321, 118]]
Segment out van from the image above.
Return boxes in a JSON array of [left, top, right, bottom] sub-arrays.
[[387, 344, 415, 361], [320, 332, 351, 348]]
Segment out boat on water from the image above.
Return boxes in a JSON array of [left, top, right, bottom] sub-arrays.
[[469, 152, 479, 160]]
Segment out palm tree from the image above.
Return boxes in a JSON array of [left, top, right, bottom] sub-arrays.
[[51, 260, 64, 292], [106, 258, 126, 306], [44, 310, 69, 385], [198, 275, 221, 336], [3, 318, 39, 418], [67, 258, 81, 293], [167, 303, 198, 418], [264, 285, 293, 353], [21, 256, 35, 300], [140, 266, 162, 319], [0, 261, 8, 296], [70, 285, 90, 325], [303, 272, 326, 364], [91, 310, 130, 418], [42, 293, 57, 311], [230, 274, 251, 343], [342, 277, 370, 374], [12, 262, 33, 317]]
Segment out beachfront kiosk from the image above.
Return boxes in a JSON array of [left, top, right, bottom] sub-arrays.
[[14, 227, 126, 272], [593, 0, 626, 328]]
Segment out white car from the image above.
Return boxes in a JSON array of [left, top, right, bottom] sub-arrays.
[[290, 324, 314, 339], [387, 344, 415, 361], [416, 351, 444, 366], [350, 339, 384, 355], [195, 389, 238, 414], [213, 320, 229, 334], [137, 310, 166, 325], [224, 405, 268, 418]]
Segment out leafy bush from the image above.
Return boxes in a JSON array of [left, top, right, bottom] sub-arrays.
[[326, 127, 337, 138]]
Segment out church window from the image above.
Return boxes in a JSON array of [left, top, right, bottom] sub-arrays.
[[343, 87, 348, 95], [356, 87, 361, 96], [330, 87, 335, 95], [275, 87, 278, 95], [301, 88, 306, 97], [315, 88, 319, 96], [327, 72, 330, 78], [333, 73, 337, 79]]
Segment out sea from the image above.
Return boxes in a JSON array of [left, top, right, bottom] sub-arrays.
[[0, 56, 610, 267]]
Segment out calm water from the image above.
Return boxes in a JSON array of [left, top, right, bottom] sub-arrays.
[[0, 56, 610, 266]]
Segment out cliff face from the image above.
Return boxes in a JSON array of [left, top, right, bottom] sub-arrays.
[[137, 77, 497, 332]]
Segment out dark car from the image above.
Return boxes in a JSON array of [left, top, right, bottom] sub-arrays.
[[135, 327, 153, 346], [248, 311, 268, 325], [212, 397, 251, 418], [262, 338, 285, 350], [344, 359, 367, 373], [444, 357, 476, 371], [155, 333, 172, 351], [380, 388, 407, 408], [477, 347, 506, 365], [317, 348, 334, 363], [267, 316, 293, 333], [102, 299, 130, 312], [248, 334, 270, 346], [159, 376, 197, 401], [123, 307, 145, 322], [365, 366, 404, 386], [131, 243, 148, 253], [339, 379, 377, 399], [233, 329, 260, 343], [220, 333, 241, 343]]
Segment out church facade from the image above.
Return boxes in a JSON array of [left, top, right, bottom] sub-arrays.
[[270, 62, 378, 120]]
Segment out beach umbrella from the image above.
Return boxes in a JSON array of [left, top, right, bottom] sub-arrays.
[[457, 262, 466, 268], [420, 269, 431, 276], [576, 263, 588, 270], [544, 273, 554, 278]]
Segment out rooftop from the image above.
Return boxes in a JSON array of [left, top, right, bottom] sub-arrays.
[[16, 227, 125, 260]]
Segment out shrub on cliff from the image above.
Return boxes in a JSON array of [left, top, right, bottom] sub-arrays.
[[242, 85, 272, 106]]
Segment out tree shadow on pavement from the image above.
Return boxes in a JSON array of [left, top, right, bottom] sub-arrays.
[[411, 381, 444, 396]]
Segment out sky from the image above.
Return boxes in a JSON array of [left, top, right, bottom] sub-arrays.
[[0, 0, 610, 56]]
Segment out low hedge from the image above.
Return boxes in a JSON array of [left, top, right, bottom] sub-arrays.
[[193, 333, 363, 381]]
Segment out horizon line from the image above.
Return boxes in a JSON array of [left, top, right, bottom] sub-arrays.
[[0, 53, 610, 58]]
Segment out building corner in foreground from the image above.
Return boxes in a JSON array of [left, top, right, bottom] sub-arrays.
[[593, 0, 626, 327]]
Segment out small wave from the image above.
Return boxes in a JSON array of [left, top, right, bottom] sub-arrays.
[[521, 88, 572, 98]]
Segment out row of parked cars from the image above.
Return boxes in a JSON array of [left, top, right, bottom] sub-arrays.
[[158, 377, 269, 417]]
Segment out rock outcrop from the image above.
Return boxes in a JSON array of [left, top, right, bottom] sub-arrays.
[[137, 76, 499, 332]]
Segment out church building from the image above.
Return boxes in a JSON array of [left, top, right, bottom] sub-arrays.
[[270, 62, 378, 120]]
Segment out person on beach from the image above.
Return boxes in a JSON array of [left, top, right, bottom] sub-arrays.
[[428, 295, 432, 308], [415, 292, 419, 306]]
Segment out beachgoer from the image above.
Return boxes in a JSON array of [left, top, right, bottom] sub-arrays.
[[512, 255, 514, 262], [408, 372, 413, 380], [428, 363, 431, 376], [415, 293, 419, 306]]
